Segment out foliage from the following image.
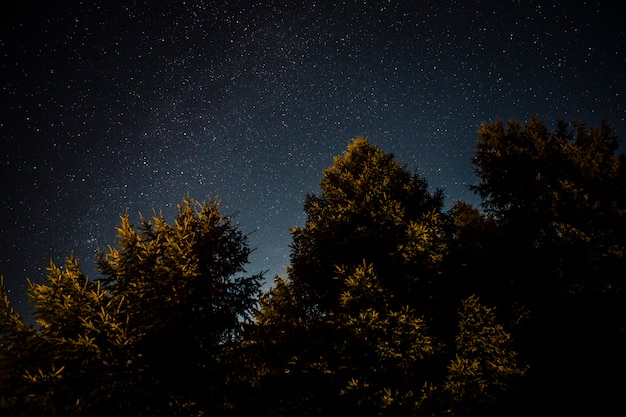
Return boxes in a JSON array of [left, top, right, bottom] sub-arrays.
[[0, 277, 37, 414], [337, 262, 438, 369], [444, 295, 526, 404], [467, 116, 626, 416], [97, 198, 262, 354], [471, 116, 625, 297], [252, 137, 523, 416], [2, 119, 624, 416], [0, 198, 263, 416], [287, 137, 445, 315], [24, 256, 133, 415], [98, 198, 263, 416], [332, 262, 440, 415]]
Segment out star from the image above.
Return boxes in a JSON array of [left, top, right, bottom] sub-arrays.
[[1, 0, 624, 318]]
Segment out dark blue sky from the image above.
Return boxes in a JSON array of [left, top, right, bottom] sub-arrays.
[[2, 0, 625, 318]]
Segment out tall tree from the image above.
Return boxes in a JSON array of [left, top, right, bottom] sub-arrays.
[[471, 116, 625, 301], [252, 138, 524, 416], [287, 137, 445, 317], [95, 197, 263, 415], [0, 197, 263, 416], [469, 116, 626, 416]]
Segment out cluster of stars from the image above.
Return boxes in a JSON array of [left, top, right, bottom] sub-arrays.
[[1, 0, 624, 318]]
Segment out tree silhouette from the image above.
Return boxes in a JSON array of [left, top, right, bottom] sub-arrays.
[[467, 116, 626, 416], [6, 120, 621, 415], [472, 117, 625, 301], [251, 138, 524, 416], [0, 198, 263, 416]]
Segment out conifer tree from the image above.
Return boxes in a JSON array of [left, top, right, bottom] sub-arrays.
[[468, 117, 626, 416], [26, 256, 132, 415], [0, 197, 263, 416], [0, 277, 36, 415], [251, 138, 524, 416], [286, 137, 445, 318], [445, 295, 526, 406], [95, 197, 263, 415], [471, 117, 625, 300]]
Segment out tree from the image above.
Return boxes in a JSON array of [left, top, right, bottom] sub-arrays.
[[444, 201, 518, 311], [287, 137, 445, 317], [0, 277, 37, 415], [251, 138, 524, 416], [444, 295, 526, 412], [331, 262, 441, 416], [469, 116, 626, 416], [96, 197, 263, 416], [471, 116, 625, 300], [25, 256, 133, 416], [0, 197, 263, 416]]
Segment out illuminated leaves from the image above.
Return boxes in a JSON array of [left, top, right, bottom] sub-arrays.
[[330, 263, 441, 414], [338, 262, 437, 367], [30, 256, 116, 339], [282, 137, 445, 321], [0, 277, 36, 411], [445, 295, 526, 403], [97, 197, 263, 342], [252, 138, 527, 415], [0, 197, 263, 415], [0, 277, 32, 342], [400, 209, 447, 271]]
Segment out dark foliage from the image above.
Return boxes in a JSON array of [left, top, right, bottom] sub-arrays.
[[1, 119, 624, 416], [251, 137, 524, 416], [466, 117, 626, 416], [1, 198, 262, 416]]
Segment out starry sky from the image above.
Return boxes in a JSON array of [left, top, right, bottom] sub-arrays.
[[2, 0, 625, 318]]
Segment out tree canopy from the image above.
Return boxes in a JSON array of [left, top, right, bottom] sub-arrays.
[[467, 117, 626, 416], [1, 198, 263, 416], [1, 118, 624, 416], [287, 137, 445, 313], [251, 137, 525, 416]]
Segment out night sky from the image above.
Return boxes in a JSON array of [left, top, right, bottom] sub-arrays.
[[2, 0, 624, 318]]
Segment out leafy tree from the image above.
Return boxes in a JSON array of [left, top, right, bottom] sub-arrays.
[[472, 116, 625, 301], [0, 197, 263, 416], [251, 138, 524, 416], [96, 197, 263, 415], [0, 277, 37, 415], [331, 262, 441, 415], [25, 256, 133, 416], [444, 295, 526, 410], [468, 116, 626, 416], [287, 137, 445, 317]]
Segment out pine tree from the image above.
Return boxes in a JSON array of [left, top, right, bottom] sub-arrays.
[[445, 295, 526, 406], [95, 197, 263, 415], [471, 117, 625, 299], [26, 256, 132, 415], [0, 277, 36, 415], [251, 138, 524, 416], [286, 137, 445, 318], [0, 197, 263, 416], [469, 117, 626, 416]]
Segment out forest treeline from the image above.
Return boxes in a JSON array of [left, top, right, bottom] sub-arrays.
[[1, 116, 625, 416]]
